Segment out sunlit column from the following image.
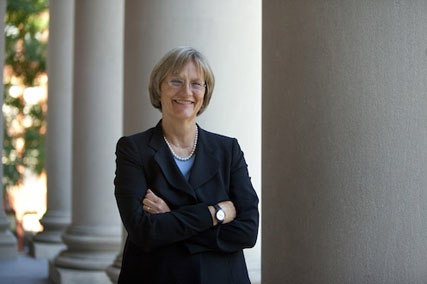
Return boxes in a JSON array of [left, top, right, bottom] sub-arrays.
[[31, 0, 74, 260], [118, 1, 261, 283], [263, 1, 427, 283], [50, 0, 124, 283], [0, 0, 18, 261]]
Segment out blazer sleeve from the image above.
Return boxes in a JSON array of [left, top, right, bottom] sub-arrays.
[[184, 138, 259, 254], [114, 136, 213, 252]]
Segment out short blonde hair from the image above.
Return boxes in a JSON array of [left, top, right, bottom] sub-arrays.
[[149, 46, 215, 115]]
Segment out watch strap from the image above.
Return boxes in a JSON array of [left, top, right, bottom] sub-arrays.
[[214, 204, 224, 224], [214, 204, 222, 211]]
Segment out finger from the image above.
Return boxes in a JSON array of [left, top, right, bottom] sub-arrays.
[[145, 189, 155, 198], [144, 204, 161, 213], [145, 198, 164, 211], [145, 190, 160, 202], [146, 191, 160, 202], [146, 204, 163, 214], [147, 189, 161, 200], [144, 193, 157, 203], [143, 199, 157, 209]]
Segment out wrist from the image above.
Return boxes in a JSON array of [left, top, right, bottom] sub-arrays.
[[213, 204, 225, 224], [208, 206, 218, 226]]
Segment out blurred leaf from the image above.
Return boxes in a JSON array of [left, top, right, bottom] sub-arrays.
[[3, 0, 47, 196]]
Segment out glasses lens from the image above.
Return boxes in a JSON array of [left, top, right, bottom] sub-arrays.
[[169, 79, 184, 88], [191, 82, 204, 91], [167, 78, 205, 93]]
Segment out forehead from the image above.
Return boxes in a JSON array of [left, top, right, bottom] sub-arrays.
[[168, 59, 205, 78]]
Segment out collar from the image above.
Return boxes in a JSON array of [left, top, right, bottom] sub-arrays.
[[148, 120, 219, 198]]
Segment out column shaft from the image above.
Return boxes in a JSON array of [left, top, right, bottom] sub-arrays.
[[121, 1, 261, 282], [31, 0, 74, 259], [51, 0, 124, 282], [0, 0, 17, 260], [106, 227, 126, 283], [263, 1, 427, 283]]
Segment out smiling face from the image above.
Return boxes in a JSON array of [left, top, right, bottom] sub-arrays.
[[160, 61, 205, 123]]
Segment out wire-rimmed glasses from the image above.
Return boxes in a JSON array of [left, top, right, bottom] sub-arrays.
[[166, 78, 206, 94]]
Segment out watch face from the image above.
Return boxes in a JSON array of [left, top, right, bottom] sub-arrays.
[[216, 210, 225, 221]]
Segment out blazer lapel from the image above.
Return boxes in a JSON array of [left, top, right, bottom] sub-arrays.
[[149, 122, 196, 199], [189, 126, 219, 189]]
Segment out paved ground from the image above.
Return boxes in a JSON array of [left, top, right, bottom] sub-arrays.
[[0, 253, 49, 284], [0, 253, 260, 284]]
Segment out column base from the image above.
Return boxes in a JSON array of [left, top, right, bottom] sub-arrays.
[[49, 261, 111, 284], [30, 241, 66, 259], [30, 229, 66, 259], [53, 225, 120, 270], [33, 229, 64, 244], [106, 265, 120, 283], [106, 251, 122, 283], [0, 230, 18, 260], [54, 250, 118, 271]]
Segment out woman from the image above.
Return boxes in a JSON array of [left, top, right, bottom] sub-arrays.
[[114, 46, 259, 284]]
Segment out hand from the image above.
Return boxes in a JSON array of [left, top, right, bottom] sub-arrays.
[[142, 189, 171, 214], [208, 200, 236, 226], [219, 201, 236, 223]]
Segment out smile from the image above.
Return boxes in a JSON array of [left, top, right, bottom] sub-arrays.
[[174, 99, 194, 105]]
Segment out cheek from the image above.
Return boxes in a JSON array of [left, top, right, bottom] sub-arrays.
[[159, 91, 171, 104], [197, 93, 205, 104]]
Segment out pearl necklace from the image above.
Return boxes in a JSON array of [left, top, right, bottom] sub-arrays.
[[163, 126, 198, 161]]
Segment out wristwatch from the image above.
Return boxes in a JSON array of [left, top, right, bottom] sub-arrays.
[[214, 204, 225, 224]]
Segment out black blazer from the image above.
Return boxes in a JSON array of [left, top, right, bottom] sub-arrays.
[[114, 122, 259, 284]]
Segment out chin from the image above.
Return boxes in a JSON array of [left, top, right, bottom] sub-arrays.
[[164, 111, 194, 120], [176, 114, 197, 121]]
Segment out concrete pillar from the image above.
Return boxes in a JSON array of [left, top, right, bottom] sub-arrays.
[[31, 0, 74, 260], [106, 228, 126, 283], [0, 0, 18, 260], [51, 0, 124, 283], [262, 1, 427, 283], [122, 1, 261, 282]]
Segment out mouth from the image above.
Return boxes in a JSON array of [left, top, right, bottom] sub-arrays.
[[173, 99, 194, 105]]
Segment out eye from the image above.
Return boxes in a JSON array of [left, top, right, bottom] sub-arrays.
[[169, 79, 183, 88], [191, 82, 204, 90]]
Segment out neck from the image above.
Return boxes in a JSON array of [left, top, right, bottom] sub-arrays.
[[161, 117, 197, 148]]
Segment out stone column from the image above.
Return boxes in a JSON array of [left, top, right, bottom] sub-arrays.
[[51, 0, 124, 283], [106, 227, 126, 283], [31, 0, 74, 260], [0, 0, 18, 260], [122, 1, 261, 282], [263, 1, 427, 283]]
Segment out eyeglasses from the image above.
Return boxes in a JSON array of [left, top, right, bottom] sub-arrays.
[[166, 78, 206, 94]]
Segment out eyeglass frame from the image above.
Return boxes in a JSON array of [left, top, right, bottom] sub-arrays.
[[165, 77, 207, 94]]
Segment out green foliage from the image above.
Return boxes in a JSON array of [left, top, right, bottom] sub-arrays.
[[23, 123, 45, 174], [3, 120, 21, 189], [5, 0, 48, 85], [3, 0, 48, 193]]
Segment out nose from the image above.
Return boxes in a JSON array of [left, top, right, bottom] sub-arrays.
[[182, 82, 193, 95]]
